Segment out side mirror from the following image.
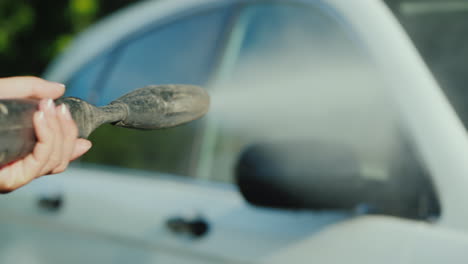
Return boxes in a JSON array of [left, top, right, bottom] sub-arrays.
[[235, 141, 440, 220]]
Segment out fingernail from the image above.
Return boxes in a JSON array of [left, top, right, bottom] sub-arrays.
[[78, 141, 92, 152], [50, 82, 66, 89], [46, 99, 55, 113], [60, 104, 72, 120], [38, 111, 45, 120]]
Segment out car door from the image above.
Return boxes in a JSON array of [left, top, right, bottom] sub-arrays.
[[192, 0, 440, 261]]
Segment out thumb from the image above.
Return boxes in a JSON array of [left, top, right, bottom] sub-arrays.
[[71, 139, 92, 161], [0, 76, 65, 99]]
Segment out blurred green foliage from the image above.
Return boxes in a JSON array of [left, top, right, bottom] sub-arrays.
[[0, 0, 140, 77]]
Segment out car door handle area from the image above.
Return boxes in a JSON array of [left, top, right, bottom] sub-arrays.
[[166, 215, 210, 238], [37, 193, 63, 212]]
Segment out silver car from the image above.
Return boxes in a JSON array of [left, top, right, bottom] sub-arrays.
[[1, 0, 468, 263]]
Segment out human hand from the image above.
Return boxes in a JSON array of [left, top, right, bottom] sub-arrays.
[[0, 77, 92, 193]]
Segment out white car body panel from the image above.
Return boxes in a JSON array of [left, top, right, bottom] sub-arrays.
[[0, 167, 347, 263], [266, 216, 468, 264]]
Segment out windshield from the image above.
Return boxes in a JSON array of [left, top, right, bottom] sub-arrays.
[[386, 0, 468, 128]]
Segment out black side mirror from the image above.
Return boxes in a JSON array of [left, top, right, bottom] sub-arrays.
[[235, 141, 440, 220]]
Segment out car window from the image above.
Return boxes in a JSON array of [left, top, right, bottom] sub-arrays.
[[205, 0, 435, 204], [65, 53, 111, 102], [98, 8, 232, 105], [79, 6, 234, 177], [203, 2, 439, 218], [207, 3, 370, 182]]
